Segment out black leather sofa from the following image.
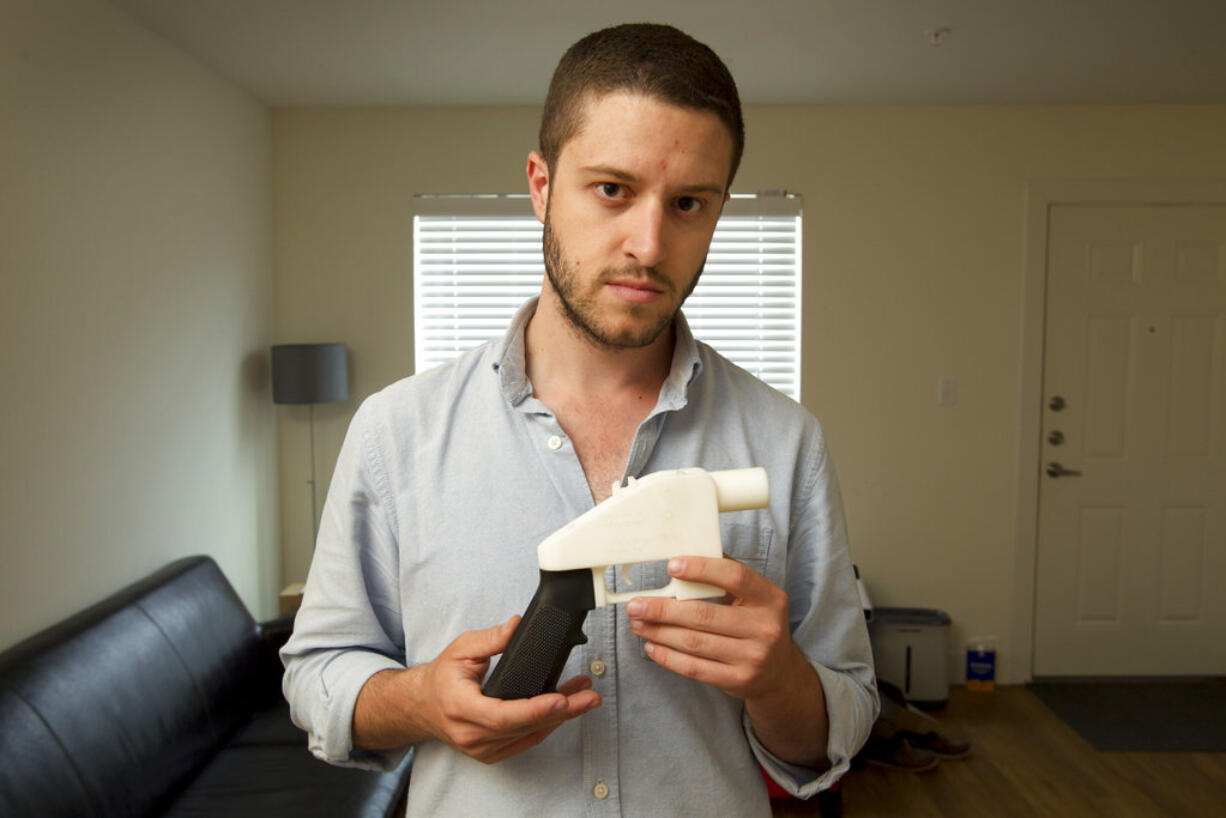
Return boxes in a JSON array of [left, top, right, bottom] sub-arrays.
[[0, 555, 411, 817]]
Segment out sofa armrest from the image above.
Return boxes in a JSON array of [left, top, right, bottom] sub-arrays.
[[252, 613, 296, 700], [258, 613, 296, 654]]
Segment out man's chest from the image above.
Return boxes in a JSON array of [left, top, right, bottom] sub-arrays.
[[552, 401, 646, 503]]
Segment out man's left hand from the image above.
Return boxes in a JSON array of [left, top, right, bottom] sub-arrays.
[[625, 555, 807, 701], [627, 555, 831, 767]]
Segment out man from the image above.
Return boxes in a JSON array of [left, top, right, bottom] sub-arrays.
[[281, 23, 877, 816]]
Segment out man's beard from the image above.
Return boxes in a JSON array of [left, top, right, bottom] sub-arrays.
[[542, 206, 704, 350]]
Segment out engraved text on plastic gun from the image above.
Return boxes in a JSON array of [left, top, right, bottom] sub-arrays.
[[482, 467, 769, 700]]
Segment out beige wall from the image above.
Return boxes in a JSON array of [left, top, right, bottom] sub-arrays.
[[272, 103, 1226, 683], [0, 0, 277, 649]]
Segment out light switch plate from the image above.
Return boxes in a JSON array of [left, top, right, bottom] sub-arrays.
[[938, 376, 957, 406]]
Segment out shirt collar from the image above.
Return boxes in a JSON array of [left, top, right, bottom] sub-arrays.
[[657, 309, 702, 412], [492, 297, 703, 410], [492, 298, 537, 406]]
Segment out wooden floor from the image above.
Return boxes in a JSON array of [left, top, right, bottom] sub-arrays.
[[772, 685, 1226, 818]]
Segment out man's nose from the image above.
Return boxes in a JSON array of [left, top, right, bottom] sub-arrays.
[[622, 200, 667, 268]]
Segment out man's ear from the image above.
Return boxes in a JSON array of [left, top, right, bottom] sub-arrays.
[[526, 151, 550, 224]]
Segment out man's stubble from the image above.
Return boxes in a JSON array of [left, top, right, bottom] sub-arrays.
[[541, 198, 705, 351]]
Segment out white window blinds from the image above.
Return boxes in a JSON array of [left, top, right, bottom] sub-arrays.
[[413, 194, 802, 399]]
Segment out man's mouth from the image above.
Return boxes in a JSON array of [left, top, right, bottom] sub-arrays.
[[603, 268, 670, 303], [606, 279, 664, 303]]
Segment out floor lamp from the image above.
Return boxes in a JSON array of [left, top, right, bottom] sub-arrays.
[[271, 343, 349, 549]]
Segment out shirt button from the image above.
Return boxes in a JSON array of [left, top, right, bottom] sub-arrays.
[[589, 658, 606, 677], [547, 435, 563, 451], [593, 779, 609, 800]]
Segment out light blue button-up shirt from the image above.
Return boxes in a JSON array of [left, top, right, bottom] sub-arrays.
[[281, 300, 877, 817]]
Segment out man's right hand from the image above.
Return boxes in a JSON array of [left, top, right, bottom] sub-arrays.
[[352, 616, 601, 764]]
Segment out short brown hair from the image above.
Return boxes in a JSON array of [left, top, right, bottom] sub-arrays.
[[540, 23, 744, 190]]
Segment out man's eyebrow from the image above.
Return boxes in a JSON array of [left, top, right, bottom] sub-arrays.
[[579, 164, 725, 196], [580, 164, 639, 182]]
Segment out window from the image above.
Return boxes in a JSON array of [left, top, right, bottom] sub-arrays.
[[413, 194, 802, 399]]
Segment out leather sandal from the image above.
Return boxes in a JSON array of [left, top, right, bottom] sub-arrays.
[[861, 736, 940, 772], [901, 730, 972, 760]]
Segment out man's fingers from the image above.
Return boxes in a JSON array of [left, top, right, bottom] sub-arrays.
[[629, 597, 759, 638], [470, 684, 601, 733], [423, 619, 604, 764], [480, 724, 563, 765], [467, 689, 568, 730], [445, 688, 599, 763], [502, 688, 600, 725], [478, 687, 602, 762], [631, 621, 746, 663], [561, 688, 602, 715], [556, 674, 594, 696], [641, 640, 736, 688], [668, 556, 769, 602], [623, 555, 787, 638]]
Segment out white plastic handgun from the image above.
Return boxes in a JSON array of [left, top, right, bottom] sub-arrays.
[[483, 467, 769, 699]]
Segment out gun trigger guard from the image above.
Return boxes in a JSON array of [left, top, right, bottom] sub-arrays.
[[593, 574, 724, 607]]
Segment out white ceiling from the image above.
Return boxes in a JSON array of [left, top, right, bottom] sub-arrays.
[[107, 0, 1226, 106]]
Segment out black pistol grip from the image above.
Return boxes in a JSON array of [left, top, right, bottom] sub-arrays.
[[483, 568, 595, 700]]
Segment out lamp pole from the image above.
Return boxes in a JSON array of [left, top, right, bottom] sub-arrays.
[[270, 342, 349, 555], [308, 402, 319, 545]]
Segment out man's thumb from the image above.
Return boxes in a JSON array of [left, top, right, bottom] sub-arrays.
[[456, 616, 520, 659]]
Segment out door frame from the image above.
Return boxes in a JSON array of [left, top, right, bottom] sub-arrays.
[[1013, 179, 1226, 681]]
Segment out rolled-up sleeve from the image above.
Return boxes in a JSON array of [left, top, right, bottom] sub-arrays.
[[747, 427, 879, 797], [280, 397, 409, 771]]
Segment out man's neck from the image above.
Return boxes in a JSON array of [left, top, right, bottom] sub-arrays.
[[524, 292, 675, 405], [524, 289, 677, 504]]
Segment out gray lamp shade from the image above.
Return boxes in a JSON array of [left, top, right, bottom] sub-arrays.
[[271, 343, 349, 404]]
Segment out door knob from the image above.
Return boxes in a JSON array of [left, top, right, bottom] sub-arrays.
[[1046, 462, 1082, 478], [1048, 430, 1065, 446], [1049, 395, 1066, 411]]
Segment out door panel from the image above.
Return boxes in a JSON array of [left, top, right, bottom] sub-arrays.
[[1034, 204, 1226, 676]]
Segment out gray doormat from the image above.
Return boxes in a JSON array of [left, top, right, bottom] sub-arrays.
[[1029, 680, 1226, 752]]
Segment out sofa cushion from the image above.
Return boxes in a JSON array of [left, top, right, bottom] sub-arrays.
[[0, 685, 94, 817], [162, 745, 412, 818], [230, 699, 306, 747]]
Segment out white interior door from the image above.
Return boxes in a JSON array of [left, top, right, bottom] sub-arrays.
[[1034, 204, 1226, 677]]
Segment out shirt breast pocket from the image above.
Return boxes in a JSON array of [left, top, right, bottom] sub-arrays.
[[721, 521, 773, 576]]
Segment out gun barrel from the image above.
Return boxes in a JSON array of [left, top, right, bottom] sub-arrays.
[[709, 467, 769, 512]]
